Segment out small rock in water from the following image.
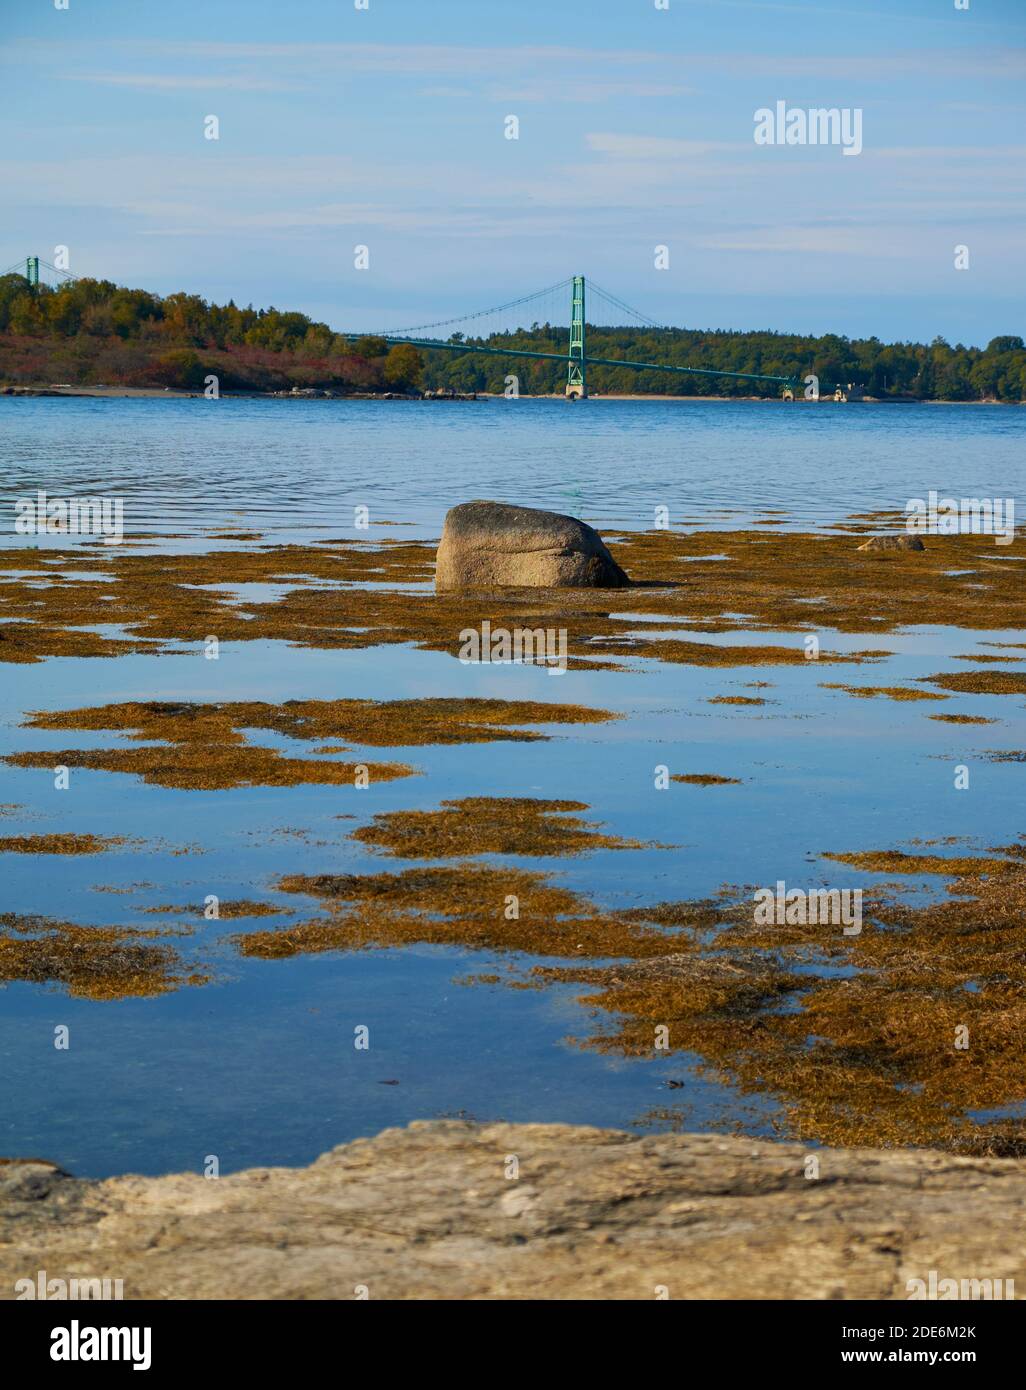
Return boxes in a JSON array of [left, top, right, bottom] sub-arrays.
[[435, 499, 631, 590], [857, 535, 925, 552]]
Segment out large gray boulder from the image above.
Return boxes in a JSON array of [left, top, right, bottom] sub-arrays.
[[435, 500, 630, 591]]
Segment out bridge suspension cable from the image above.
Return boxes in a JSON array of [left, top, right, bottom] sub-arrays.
[[376, 276, 574, 339], [586, 278, 665, 330], [36, 258, 78, 284]]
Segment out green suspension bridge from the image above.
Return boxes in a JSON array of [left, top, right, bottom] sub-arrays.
[[352, 274, 799, 398], [5, 258, 801, 397]]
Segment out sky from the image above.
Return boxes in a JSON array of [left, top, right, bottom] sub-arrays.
[[2, 0, 1025, 346]]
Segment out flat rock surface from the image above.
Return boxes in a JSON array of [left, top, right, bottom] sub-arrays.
[[3, 1122, 1025, 1299]]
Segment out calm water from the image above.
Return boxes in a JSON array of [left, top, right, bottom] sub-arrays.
[[3, 395, 1025, 539], [1, 397, 1024, 1176]]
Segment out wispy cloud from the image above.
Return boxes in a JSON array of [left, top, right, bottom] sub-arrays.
[[873, 144, 1026, 161], [586, 133, 743, 159], [61, 72, 300, 92], [11, 36, 1024, 84], [702, 225, 910, 256], [489, 82, 695, 104]]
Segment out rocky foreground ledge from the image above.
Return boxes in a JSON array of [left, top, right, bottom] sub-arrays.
[[2, 1122, 1024, 1300]]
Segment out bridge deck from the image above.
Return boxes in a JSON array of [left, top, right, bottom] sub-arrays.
[[356, 335, 796, 387]]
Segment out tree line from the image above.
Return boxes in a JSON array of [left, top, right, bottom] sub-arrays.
[[1, 272, 1023, 401]]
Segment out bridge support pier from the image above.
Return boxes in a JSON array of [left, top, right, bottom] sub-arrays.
[[565, 275, 586, 399]]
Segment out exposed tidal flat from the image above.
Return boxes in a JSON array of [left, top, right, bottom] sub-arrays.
[[1, 397, 1025, 1189]]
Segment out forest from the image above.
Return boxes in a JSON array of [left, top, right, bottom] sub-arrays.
[[1, 272, 1024, 401]]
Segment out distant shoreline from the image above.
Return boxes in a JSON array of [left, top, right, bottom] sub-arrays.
[[1, 384, 1020, 405]]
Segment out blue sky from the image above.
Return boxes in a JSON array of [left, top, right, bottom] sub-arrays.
[[2, 0, 1024, 344]]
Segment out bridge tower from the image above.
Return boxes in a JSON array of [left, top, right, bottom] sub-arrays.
[[26, 256, 39, 287], [565, 275, 586, 399]]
